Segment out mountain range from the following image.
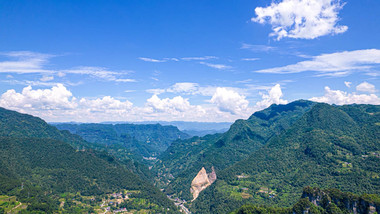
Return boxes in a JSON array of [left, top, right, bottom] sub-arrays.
[[0, 100, 379, 214]]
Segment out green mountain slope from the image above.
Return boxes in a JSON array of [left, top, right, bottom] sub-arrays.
[[192, 103, 380, 213], [155, 100, 315, 200], [54, 123, 190, 158], [0, 107, 88, 148], [231, 187, 380, 214], [0, 108, 178, 213]]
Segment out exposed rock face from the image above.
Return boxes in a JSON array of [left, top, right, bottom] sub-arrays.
[[190, 167, 216, 201], [301, 187, 380, 214]]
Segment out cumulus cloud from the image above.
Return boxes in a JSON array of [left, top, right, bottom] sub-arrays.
[[0, 84, 77, 111], [255, 84, 288, 109], [146, 95, 193, 113], [252, 0, 348, 40], [310, 86, 380, 105], [210, 88, 249, 115], [0, 84, 294, 122], [254, 49, 380, 76], [0, 84, 135, 121], [146, 82, 246, 98], [356, 82, 376, 93], [0, 84, 210, 122], [344, 81, 351, 88], [143, 95, 210, 121], [79, 96, 133, 111]]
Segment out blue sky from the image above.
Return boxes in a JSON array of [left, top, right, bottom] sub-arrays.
[[0, 0, 379, 122]]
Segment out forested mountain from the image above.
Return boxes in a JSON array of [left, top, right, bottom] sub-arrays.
[[0, 107, 178, 213], [191, 103, 380, 213], [0, 107, 88, 149], [1, 101, 379, 214], [231, 187, 380, 214], [54, 123, 190, 159], [154, 100, 316, 200]]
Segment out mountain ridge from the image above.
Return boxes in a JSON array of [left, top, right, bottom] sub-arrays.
[[191, 102, 380, 213]]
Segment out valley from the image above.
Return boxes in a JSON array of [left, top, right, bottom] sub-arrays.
[[0, 100, 379, 213]]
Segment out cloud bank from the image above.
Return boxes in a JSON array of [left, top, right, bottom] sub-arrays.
[[310, 82, 380, 105], [0, 84, 291, 122]]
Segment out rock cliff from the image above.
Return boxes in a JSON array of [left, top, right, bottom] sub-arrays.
[[301, 187, 380, 214], [190, 167, 216, 201]]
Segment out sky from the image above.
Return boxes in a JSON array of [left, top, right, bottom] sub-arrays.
[[0, 0, 379, 122]]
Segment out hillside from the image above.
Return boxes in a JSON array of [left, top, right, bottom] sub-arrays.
[[0, 107, 88, 149], [54, 123, 190, 159], [191, 103, 380, 213], [154, 100, 316, 201], [0, 107, 178, 213], [231, 187, 380, 214]]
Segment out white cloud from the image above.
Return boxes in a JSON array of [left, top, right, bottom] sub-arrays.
[[252, 0, 348, 40], [79, 96, 133, 110], [143, 95, 210, 121], [164, 57, 179, 62], [0, 84, 246, 122], [0, 51, 136, 82], [356, 82, 376, 93], [199, 62, 232, 70], [254, 49, 380, 76], [0, 84, 294, 122], [310, 86, 380, 105], [344, 81, 351, 88], [181, 56, 218, 61], [40, 76, 54, 82], [0, 51, 52, 74], [167, 82, 200, 95], [2, 79, 81, 87], [210, 87, 249, 115], [138, 57, 167, 63], [146, 82, 238, 97], [241, 44, 276, 52], [57, 72, 66, 77], [365, 72, 380, 77], [0, 84, 77, 111], [145, 88, 166, 95], [255, 84, 288, 110], [0, 84, 135, 122], [146, 95, 193, 113], [63, 66, 136, 82], [241, 58, 260, 61]]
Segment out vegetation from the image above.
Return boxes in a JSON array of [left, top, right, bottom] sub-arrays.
[[154, 100, 316, 200], [54, 123, 190, 158], [1, 101, 379, 213], [191, 103, 380, 213], [0, 107, 178, 213], [231, 187, 380, 214]]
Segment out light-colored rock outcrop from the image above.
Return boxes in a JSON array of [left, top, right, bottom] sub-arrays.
[[190, 166, 216, 201]]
